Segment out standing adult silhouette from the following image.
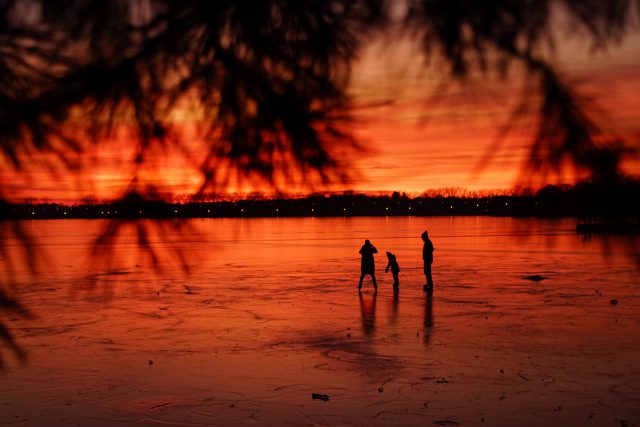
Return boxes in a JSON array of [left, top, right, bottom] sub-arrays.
[[358, 239, 378, 290], [422, 231, 434, 293]]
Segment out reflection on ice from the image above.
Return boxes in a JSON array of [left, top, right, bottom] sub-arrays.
[[424, 293, 433, 328], [390, 289, 399, 324], [359, 291, 377, 336]]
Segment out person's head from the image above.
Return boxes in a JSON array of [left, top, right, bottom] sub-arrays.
[[365, 239, 370, 245], [386, 251, 395, 260], [421, 230, 428, 241]]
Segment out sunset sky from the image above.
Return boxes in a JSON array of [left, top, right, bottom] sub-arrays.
[[2, 29, 640, 202], [348, 32, 640, 193]]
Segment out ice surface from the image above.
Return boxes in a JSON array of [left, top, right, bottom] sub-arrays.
[[1, 217, 639, 426]]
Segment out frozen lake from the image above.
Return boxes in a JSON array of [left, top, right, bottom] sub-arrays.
[[1, 217, 639, 426]]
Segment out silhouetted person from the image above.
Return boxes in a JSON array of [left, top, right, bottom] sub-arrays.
[[385, 251, 400, 289], [422, 231, 434, 293], [358, 239, 378, 290]]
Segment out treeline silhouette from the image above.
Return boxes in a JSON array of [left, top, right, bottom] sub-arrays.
[[6, 180, 639, 220]]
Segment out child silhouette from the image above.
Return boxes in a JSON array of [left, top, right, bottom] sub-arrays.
[[385, 251, 400, 290]]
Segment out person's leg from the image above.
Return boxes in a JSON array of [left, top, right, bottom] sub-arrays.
[[426, 264, 433, 289], [358, 273, 365, 289], [423, 265, 430, 292], [371, 273, 378, 290], [393, 272, 399, 287]]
